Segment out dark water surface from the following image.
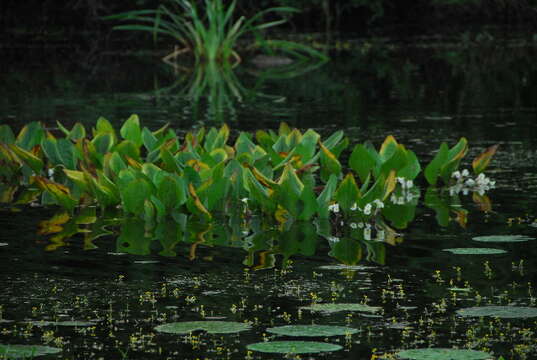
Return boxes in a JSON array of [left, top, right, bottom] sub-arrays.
[[1, 38, 537, 359]]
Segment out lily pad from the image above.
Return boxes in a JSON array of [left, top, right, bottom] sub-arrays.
[[267, 325, 359, 337], [442, 248, 506, 255], [301, 303, 381, 314], [396, 348, 491, 359], [456, 306, 537, 318], [27, 320, 94, 327], [0, 344, 62, 359], [472, 235, 534, 243], [154, 321, 250, 334], [318, 264, 372, 271], [247, 341, 342, 354]]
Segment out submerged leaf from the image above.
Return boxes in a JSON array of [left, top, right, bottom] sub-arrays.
[[396, 348, 492, 360], [456, 306, 537, 318], [472, 235, 534, 243], [267, 325, 358, 337], [0, 344, 62, 359], [155, 321, 250, 334], [443, 248, 506, 255], [247, 341, 342, 354], [301, 303, 381, 314]]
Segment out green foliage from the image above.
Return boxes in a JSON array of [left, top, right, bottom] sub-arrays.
[[0, 115, 497, 226], [104, 0, 328, 63]]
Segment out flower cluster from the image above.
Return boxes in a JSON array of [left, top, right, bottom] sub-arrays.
[[390, 177, 417, 205], [450, 169, 496, 196], [328, 199, 384, 216]]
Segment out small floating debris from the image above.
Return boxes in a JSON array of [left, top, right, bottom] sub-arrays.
[[0, 243, 7, 247]]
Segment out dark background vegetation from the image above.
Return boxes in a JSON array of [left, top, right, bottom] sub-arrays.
[[1, 0, 536, 47]]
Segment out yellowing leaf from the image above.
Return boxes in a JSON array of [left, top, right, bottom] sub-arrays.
[[472, 144, 499, 175], [472, 193, 492, 212], [188, 183, 212, 219], [382, 170, 397, 200], [379, 135, 399, 161], [275, 206, 290, 224]]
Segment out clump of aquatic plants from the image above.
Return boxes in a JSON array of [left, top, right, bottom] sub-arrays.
[[104, 0, 328, 63], [0, 115, 498, 228]]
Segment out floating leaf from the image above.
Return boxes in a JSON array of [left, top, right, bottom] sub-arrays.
[[442, 248, 506, 255], [267, 325, 358, 337], [154, 321, 250, 334], [0, 344, 62, 359], [396, 348, 492, 360], [247, 341, 342, 354], [472, 235, 534, 243], [456, 306, 537, 318], [301, 303, 381, 314]]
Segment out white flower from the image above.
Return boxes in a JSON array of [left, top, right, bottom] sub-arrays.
[[461, 169, 470, 177], [328, 236, 340, 244], [406, 180, 413, 189], [328, 203, 340, 213], [376, 230, 385, 241], [465, 179, 476, 187], [241, 198, 249, 204], [357, 222, 365, 228], [373, 199, 384, 209], [363, 203, 372, 215], [47, 168, 55, 178], [350, 203, 358, 211], [350, 222, 357, 229], [364, 228, 371, 241], [452, 170, 461, 179]]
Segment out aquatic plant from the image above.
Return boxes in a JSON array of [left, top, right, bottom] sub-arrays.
[[246, 340, 342, 354], [0, 344, 62, 359], [0, 115, 497, 227], [104, 0, 328, 63], [396, 348, 492, 360], [154, 321, 251, 334]]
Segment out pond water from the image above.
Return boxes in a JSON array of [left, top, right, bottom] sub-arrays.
[[1, 35, 537, 359]]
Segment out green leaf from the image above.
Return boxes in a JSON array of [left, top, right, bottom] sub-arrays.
[[120, 114, 143, 148], [317, 174, 337, 219], [335, 173, 360, 213], [440, 137, 468, 182], [9, 144, 43, 173], [120, 178, 153, 215], [319, 140, 342, 182], [15, 122, 44, 150], [0, 125, 15, 144], [349, 144, 376, 184], [398, 149, 421, 180], [424, 142, 449, 185], [156, 174, 187, 211]]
